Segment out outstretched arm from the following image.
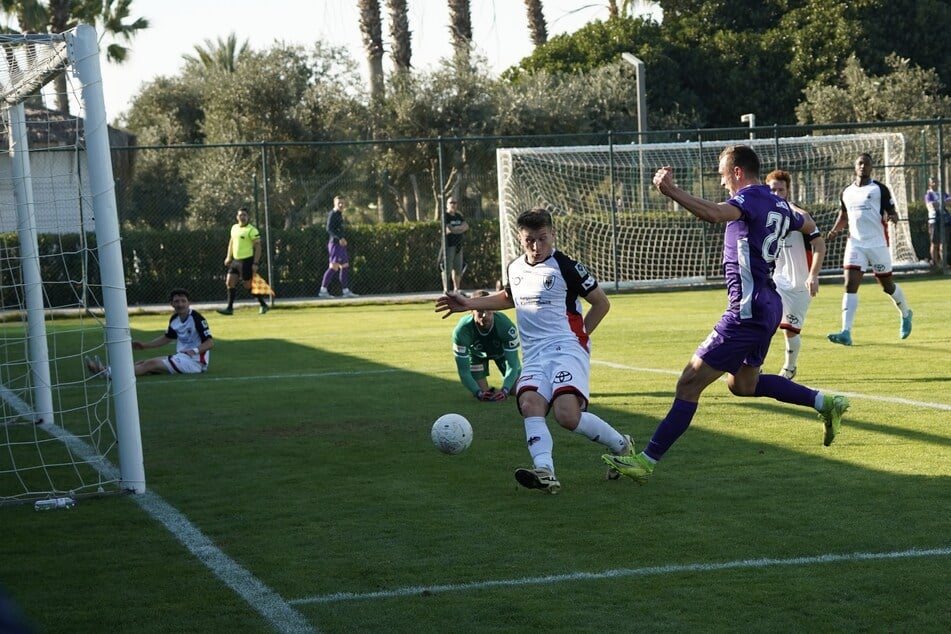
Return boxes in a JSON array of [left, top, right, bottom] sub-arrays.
[[435, 290, 513, 319], [653, 166, 741, 224]]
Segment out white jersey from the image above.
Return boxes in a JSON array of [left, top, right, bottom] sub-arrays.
[[774, 209, 813, 290], [506, 249, 598, 363], [165, 308, 213, 366], [840, 179, 895, 248]]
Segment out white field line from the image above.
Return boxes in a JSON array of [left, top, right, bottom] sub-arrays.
[[292, 547, 951, 606], [593, 360, 951, 411], [18, 408, 317, 634]]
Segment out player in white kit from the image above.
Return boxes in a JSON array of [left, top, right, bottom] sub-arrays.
[[765, 170, 826, 379], [435, 208, 632, 494], [826, 153, 913, 345]]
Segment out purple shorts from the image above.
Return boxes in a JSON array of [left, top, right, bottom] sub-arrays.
[[328, 240, 349, 265], [696, 291, 781, 374]]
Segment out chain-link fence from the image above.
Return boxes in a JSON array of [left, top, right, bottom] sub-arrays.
[[101, 119, 950, 304]]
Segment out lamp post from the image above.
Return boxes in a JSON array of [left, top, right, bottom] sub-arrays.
[[621, 53, 647, 142], [740, 113, 755, 140], [621, 53, 648, 210]]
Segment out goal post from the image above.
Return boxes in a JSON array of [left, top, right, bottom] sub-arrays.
[[0, 25, 145, 505], [497, 133, 923, 289]]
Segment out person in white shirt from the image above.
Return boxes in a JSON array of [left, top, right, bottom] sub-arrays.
[[766, 170, 826, 379], [86, 288, 214, 378], [826, 153, 912, 345], [435, 208, 632, 494]]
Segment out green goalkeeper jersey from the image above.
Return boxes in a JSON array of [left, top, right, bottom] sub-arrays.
[[452, 312, 521, 395]]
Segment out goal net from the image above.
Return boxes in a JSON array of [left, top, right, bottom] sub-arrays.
[[0, 26, 145, 506], [497, 133, 922, 288]]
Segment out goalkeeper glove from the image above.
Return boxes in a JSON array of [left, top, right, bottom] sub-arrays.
[[476, 389, 495, 401], [489, 387, 509, 401]]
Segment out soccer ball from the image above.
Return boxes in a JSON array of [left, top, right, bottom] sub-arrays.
[[431, 413, 473, 455]]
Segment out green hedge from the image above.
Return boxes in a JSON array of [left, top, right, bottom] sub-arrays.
[[3, 205, 935, 309], [0, 221, 502, 307]]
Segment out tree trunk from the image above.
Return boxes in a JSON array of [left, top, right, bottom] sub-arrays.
[[386, 0, 412, 74], [524, 0, 548, 47], [447, 0, 472, 70], [358, 0, 385, 102]]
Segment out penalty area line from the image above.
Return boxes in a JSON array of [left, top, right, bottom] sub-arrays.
[[592, 360, 951, 412], [290, 546, 951, 606], [18, 404, 317, 633]]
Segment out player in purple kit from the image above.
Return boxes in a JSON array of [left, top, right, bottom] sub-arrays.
[[603, 145, 850, 483], [435, 208, 633, 494], [318, 195, 359, 298]]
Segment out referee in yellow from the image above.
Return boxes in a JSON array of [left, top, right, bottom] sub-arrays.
[[217, 206, 270, 315]]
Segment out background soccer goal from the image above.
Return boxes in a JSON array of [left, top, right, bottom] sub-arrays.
[[497, 133, 922, 289], [0, 26, 145, 506]]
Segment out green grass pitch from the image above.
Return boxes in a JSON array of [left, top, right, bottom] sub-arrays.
[[2, 275, 950, 633]]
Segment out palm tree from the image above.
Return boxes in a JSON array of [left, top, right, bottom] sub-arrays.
[[524, 0, 547, 46], [358, 0, 385, 102], [447, 0, 472, 70], [183, 33, 249, 73], [0, 0, 148, 114], [386, 0, 412, 74]]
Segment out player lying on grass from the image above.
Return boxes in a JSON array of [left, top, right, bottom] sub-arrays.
[[436, 208, 632, 494], [603, 145, 850, 484], [86, 288, 214, 378]]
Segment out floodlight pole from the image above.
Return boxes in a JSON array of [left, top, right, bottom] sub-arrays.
[[741, 113, 756, 140], [621, 53, 648, 209]]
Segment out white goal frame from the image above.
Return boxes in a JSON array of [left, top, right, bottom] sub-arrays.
[[497, 133, 922, 289], [0, 25, 145, 504]]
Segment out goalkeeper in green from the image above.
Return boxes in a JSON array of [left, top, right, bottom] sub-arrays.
[[452, 290, 521, 401]]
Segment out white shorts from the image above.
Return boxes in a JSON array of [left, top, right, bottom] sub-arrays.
[[776, 285, 813, 334], [162, 352, 208, 374], [516, 343, 590, 406], [842, 242, 893, 276]]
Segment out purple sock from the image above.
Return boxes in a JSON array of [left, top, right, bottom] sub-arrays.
[[321, 268, 335, 288], [753, 374, 818, 408], [645, 398, 698, 461], [339, 267, 350, 289]]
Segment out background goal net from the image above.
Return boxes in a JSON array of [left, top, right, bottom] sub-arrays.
[[0, 26, 144, 506], [497, 133, 921, 288]]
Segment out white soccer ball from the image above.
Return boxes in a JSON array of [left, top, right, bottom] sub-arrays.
[[431, 413, 473, 455]]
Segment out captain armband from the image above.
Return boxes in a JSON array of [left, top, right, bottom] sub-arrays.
[[806, 230, 822, 242]]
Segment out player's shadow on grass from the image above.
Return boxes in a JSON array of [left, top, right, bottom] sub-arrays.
[[734, 399, 951, 448]]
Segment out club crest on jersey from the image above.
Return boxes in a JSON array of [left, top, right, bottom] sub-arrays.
[[544, 275, 555, 290], [511, 276, 522, 286]]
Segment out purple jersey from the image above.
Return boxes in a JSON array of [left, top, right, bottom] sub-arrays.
[[723, 184, 803, 320]]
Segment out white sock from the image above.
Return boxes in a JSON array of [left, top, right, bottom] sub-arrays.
[[784, 334, 801, 370], [574, 412, 626, 453], [524, 416, 554, 473], [814, 392, 825, 411], [320, 286, 328, 293], [889, 284, 910, 317], [842, 293, 858, 331]]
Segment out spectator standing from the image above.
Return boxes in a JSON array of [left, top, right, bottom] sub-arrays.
[[319, 195, 359, 298], [440, 197, 469, 293], [925, 176, 950, 272]]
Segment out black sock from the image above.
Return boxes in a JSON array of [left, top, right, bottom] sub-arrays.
[[227, 288, 237, 308]]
